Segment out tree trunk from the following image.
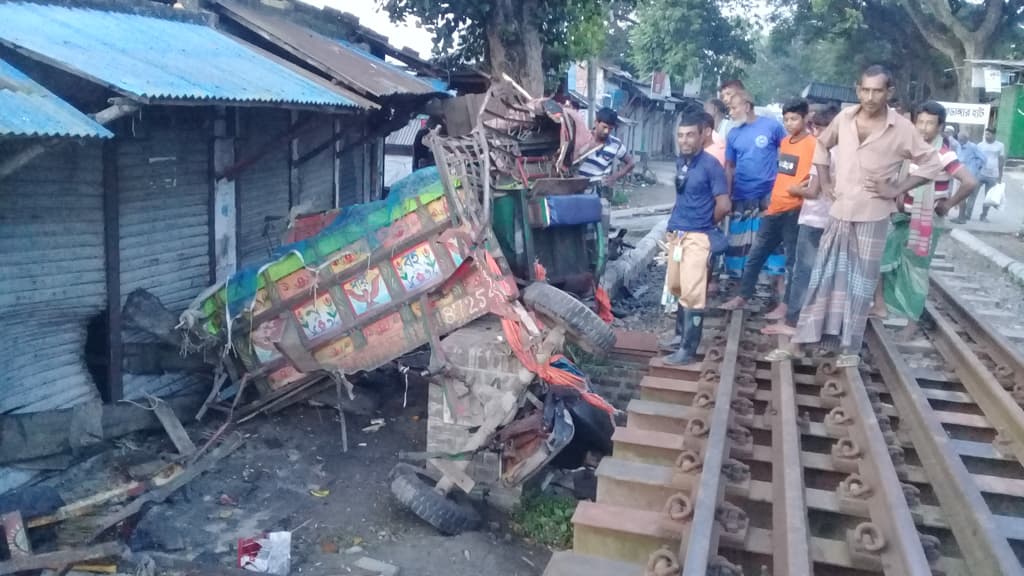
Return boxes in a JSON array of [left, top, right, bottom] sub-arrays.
[[485, 0, 545, 96]]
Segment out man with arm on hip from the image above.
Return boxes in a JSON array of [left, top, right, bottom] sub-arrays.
[[766, 65, 946, 368]]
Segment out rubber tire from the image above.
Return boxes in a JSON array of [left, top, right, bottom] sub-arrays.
[[522, 282, 616, 356], [388, 464, 481, 536]]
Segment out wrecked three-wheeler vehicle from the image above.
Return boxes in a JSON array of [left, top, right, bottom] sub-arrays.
[[176, 82, 617, 535]]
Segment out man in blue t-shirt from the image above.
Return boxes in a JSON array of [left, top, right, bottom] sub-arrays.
[[723, 91, 787, 279], [660, 111, 732, 366]]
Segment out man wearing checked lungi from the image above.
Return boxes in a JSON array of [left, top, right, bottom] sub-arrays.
[[766, 65, 946, 368], [659, 111, 732, 367]]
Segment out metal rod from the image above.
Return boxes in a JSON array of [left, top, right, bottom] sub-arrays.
[[771, 336, 812, 576], [930, 273, 1024, 388], [680, 310, 743, 575], [841, 366, 933, 575], [925, 301, 1024, 464], [866, 319, 1020, 575]]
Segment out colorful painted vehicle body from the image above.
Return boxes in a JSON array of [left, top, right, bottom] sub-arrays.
[[181, 151, 518, 404]]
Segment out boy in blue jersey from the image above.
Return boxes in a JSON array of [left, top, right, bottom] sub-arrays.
[[660, 112, 732, 366]]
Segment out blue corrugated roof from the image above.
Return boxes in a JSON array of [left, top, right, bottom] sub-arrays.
[[0, 57, 112, 138], [0, 2, 360, 108]]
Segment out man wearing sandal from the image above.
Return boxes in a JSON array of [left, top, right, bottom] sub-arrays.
[[766, 66, 946, 368], [660, 111, 732, 367]]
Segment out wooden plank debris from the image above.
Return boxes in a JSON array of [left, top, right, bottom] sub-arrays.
[[87, 436, 244, 542], [152, 400, 197, 457], [0, 541, 122, 575]]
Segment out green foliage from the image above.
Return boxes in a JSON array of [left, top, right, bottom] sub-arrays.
[[380, 0, 631, 83], [511, 492, 577, 549], [629, 0, 755, 93]]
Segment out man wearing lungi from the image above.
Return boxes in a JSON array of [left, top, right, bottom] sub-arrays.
[[879, 101, 976, 334], [661, 111, 732, 367], [723, 91, 786, 282], [766, 65, 946, 368]]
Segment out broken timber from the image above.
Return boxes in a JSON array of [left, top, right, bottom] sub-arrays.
[[0, 542, 122, 575], [87, 436, 244, 541]]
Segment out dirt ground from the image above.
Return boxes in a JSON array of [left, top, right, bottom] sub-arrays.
[[34, 375, 550, 576]]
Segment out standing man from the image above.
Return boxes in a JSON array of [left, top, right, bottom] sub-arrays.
[[763, 105, 840, 336], [702, 111, 726, 166], [976, 128, 1006, 222], [879, 101, 977, 332], [723, 90, 787, 281], [577, 107, 636, 191], [720, 99, 814, 317], [953, 131, 986, 223], [705, 97, 732, 141], [661, 111, 731, 366], [766, 65, 946, 367]]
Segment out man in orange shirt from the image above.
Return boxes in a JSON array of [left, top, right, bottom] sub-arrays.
[[720, 99, 814, 317]]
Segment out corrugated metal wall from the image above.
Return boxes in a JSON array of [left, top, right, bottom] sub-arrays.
[[0, 142, 105, 414], [118, 110, 211, 399], [338, 142, 363, 207], [237, 108, 290, 267], [297, 120, 335, 212]]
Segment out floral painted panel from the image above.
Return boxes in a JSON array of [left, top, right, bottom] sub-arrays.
[[342, 267, 392, 317], [427, 197, 450, 223], [313, 336, 356, 368], [276, 268, 314, 301], [292, 292, 342, 339], [267, 364, 304, 391], [328, 239, 370, 276], [392, 243, 442, 293], [251, 317, 285, 364], [376, 212, 423, 248]]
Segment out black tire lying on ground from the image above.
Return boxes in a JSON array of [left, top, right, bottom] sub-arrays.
[[388, 463, 481, 535], [522, 282, 616, 357]]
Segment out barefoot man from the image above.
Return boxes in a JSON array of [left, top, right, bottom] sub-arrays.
[[661, 111, 732, 366], [766, 65, 946, 367]]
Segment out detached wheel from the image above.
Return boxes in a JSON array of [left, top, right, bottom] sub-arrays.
[[388, 463, 480, 535], [522, 282, 616, 356]]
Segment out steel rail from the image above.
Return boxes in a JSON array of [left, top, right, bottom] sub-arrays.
[[930, 273, 1024, 387], [770, 335, 813, 576], [924, 301, 1024, 466], [840, 365, 934, 575], [866, 319, 1021, 575], [679, 310, 743, 575]]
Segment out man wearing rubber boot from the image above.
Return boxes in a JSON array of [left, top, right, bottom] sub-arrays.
[[660, 111, 732, 366]]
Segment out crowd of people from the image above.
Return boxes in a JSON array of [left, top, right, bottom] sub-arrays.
[[651, 65, 1008, 368]]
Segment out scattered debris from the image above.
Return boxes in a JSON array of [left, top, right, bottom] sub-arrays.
[[309, 489, 330, 498], [87, 436, 244, 542], [344, 546, 364, 555], [2, 511, 31, 558], [352, 556, 399, 576], [238, 532, 291, 575], [360, 419, 386, 433], [152, 398, 197, 457], [0, 541, 122, 575]]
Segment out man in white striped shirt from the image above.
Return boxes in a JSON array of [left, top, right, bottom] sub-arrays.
[[578, 107, 635, 188]]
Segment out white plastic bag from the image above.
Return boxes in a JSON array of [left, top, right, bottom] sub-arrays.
[[984, 182, 1005, 208]]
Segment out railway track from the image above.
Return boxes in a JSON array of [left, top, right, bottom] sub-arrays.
[[543, 271, 1024, 576]]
